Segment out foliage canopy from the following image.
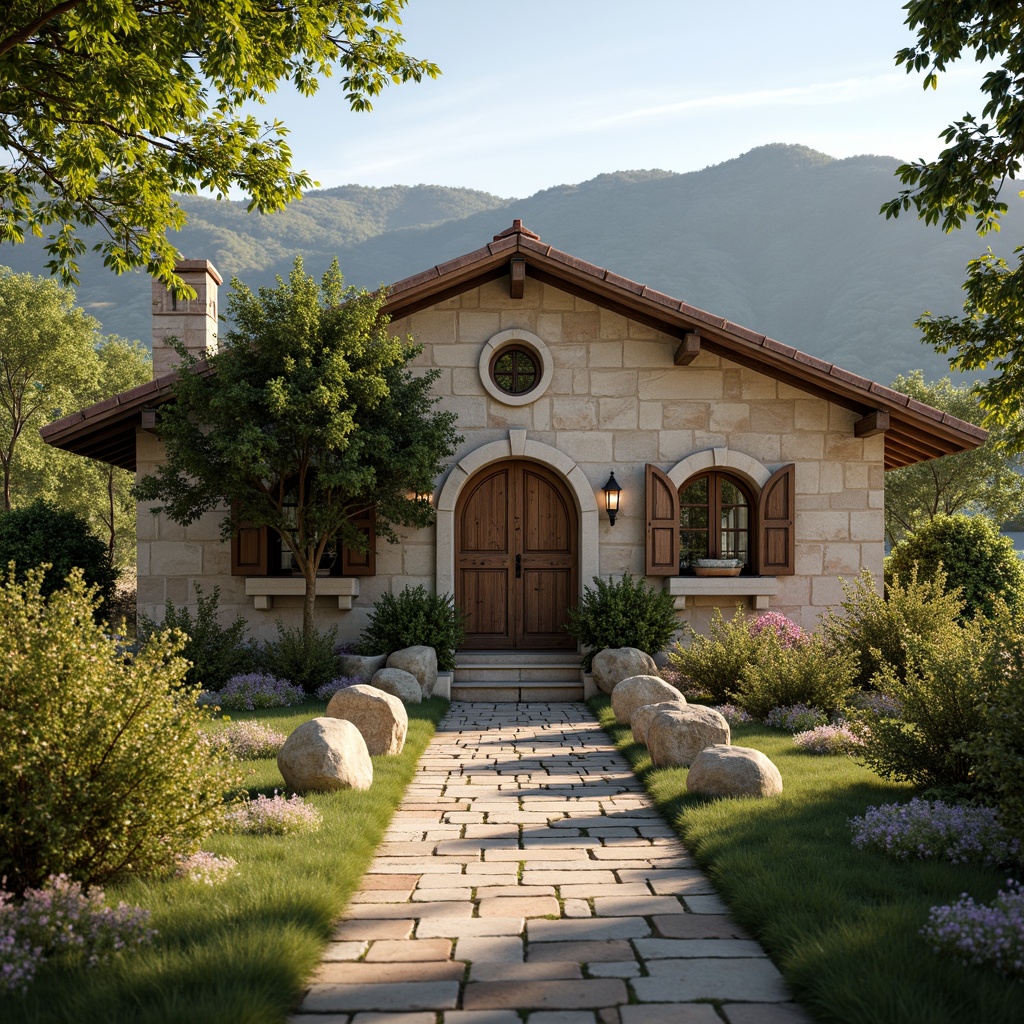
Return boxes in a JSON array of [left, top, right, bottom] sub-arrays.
[[882, 4, 1024, 438], [883, 371, 1024, 542], [0, 1, 438, 291], [135, 258, 460, 643]]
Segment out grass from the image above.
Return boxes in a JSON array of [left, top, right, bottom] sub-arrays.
[[3, 697, 449, 1024], [591, 696, 1022, 1024]]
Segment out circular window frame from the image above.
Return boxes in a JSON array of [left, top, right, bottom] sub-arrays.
[[479, 329, 553, 406]]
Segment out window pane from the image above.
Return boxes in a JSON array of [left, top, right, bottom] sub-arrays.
[[681, 478, 708, 504], [681, 506, 708, 530], [680, 531, 708, 567], [721, 480, 747, 505]]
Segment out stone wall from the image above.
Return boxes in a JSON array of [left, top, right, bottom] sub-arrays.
[[136, 274, 885, 641]]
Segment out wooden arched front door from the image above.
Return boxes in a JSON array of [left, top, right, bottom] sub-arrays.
[[456, 460, 578, 650]]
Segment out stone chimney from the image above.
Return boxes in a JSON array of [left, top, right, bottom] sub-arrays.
[[151, 259, 222, 378]]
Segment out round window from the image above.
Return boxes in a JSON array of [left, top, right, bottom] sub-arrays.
[[490, 346, 539, 396]]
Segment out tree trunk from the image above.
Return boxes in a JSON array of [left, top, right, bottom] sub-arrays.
[[106, 466, 116, 563], [302, 561, 318, 649]]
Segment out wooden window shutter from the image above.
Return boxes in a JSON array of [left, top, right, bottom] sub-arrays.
[[757, 463, 796, 575], [645, 464, 680, 576], [231, 523, 268, 576], [340, 508, 376, 577]]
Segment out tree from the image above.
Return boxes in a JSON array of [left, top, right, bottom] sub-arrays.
[[134, 258, 461, 646], [881, 5, 1024, 439], [0, 1, 438, 292], [884, 370, 1024, 543], [0, 266, 100, 510]]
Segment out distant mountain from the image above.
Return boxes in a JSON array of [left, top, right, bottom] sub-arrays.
[[3, 144, 1019, 384]]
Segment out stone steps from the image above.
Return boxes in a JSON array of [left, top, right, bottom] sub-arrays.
[[452, 651, 586, 702]]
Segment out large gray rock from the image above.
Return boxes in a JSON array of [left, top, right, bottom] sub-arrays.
[[370, 667, 422, 705], [338, 653, 388, 682], [591, 648, 660, 695], [326, 683, 408, 756], [647, 706, 731, 768], [612, 675, 684, 727], [277, 717, 373, 793], [386, 645, 438, 698], [631, 700, 689, 747], [687, 744, 783, 799]]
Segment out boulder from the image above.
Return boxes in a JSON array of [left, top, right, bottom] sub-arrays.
[[631, 700, 689, 747], [277, 717, 373, 793], [591, 647, 660, 695], [386, 645, 438, 698], [337, 653, 388, 682], [370, 667, 422, 705], [687, 744, 783, 799], [647, 706, 731, 768], [326, 683, 408, 756], [612, 675, 685, 727]]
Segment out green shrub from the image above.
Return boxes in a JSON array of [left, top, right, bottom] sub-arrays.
[[0, 567, 234, 893], [730, 631, 857, 719], [822, 567, 964, 689], [0, 500, 118, 619], [886, 514, 1024, 619], [138, 583, 252, 690], [260, 621, 341, 694], [859, 617, 995, 792], [566, 572, 678, 671], [666, 606, 761, 701], [357, 585, 466, 672], [966, 605, 1024, 848]]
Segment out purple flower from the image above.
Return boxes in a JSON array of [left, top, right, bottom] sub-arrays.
[[224, 791, 322, 836], [751, 612, 808, 648], [174, 851, 237, 885], [765, 704, 827, 733], [850, 799, 1020, 867], [0, 875, 155, 994], [711, 703, 754, 725], [314, 676, 361, 702], [923, 880, 1024, 980], [207, 673, 305, 711], [205, 721, 287, 759], [794, 722, 866, 755]]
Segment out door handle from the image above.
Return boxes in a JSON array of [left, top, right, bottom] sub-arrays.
[[515, 554, 521, 578]]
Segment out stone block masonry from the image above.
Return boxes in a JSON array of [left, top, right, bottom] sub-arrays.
[[288, 702, 812, 1024]]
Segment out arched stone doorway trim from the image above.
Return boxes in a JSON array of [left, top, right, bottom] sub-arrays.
[[436, 429, 599, 597], [667, 446, 773, 491]]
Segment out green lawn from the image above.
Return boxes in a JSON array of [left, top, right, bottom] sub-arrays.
[[592, 697, 1022, 1024], [3, 697, 449, 1024]]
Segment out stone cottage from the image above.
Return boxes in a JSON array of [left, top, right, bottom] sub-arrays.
[[42, 221, 985, 698]]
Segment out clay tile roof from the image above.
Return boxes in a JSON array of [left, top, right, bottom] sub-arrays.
[[42, 226, 987, 472], [493, 219, 542, 241]]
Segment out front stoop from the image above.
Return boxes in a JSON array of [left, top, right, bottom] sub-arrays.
[[453, 651, 585, 702]]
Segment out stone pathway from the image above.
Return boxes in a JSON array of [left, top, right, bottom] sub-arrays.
[[290, 702, 813, 1024]]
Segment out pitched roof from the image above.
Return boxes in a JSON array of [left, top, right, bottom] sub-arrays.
[[42, 220, 986, 471]]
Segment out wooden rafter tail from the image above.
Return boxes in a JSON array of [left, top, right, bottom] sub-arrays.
[[673, 332, 701, 366], [509, 257, 526, 299], [854, 409, 890, 438]]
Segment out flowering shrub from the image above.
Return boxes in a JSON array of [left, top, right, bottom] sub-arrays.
[[205, 722, 287, 760], [794, 723, 866, 755], [224, 792, 323, 836], [850, 799, 1021, 867], [751, 612, 807, 648], [314, 676, 361, 702], [0, 875, 155, 994], [711, 703, 754, 725], [174, 851, 238, 885], [765, 703, 828, 733], [213, 673, 305, 711], [922, 880, 1024, 980], [667, 607, 762, 703]]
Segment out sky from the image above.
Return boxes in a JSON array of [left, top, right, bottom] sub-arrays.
[[250, 0, 995, 198]]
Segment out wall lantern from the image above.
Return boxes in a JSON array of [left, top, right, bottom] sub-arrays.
[[603, 472, 622, 526]]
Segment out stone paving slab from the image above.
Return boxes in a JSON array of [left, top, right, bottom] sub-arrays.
[[296, 701, 794, 1019]]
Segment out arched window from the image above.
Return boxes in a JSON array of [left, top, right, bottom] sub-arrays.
[[678, 471, 755, 573], [644, 461, 796, 577]]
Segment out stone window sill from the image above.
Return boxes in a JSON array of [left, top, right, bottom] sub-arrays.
[[244, 577, 360, 611], [664, 576, 778, 611]]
